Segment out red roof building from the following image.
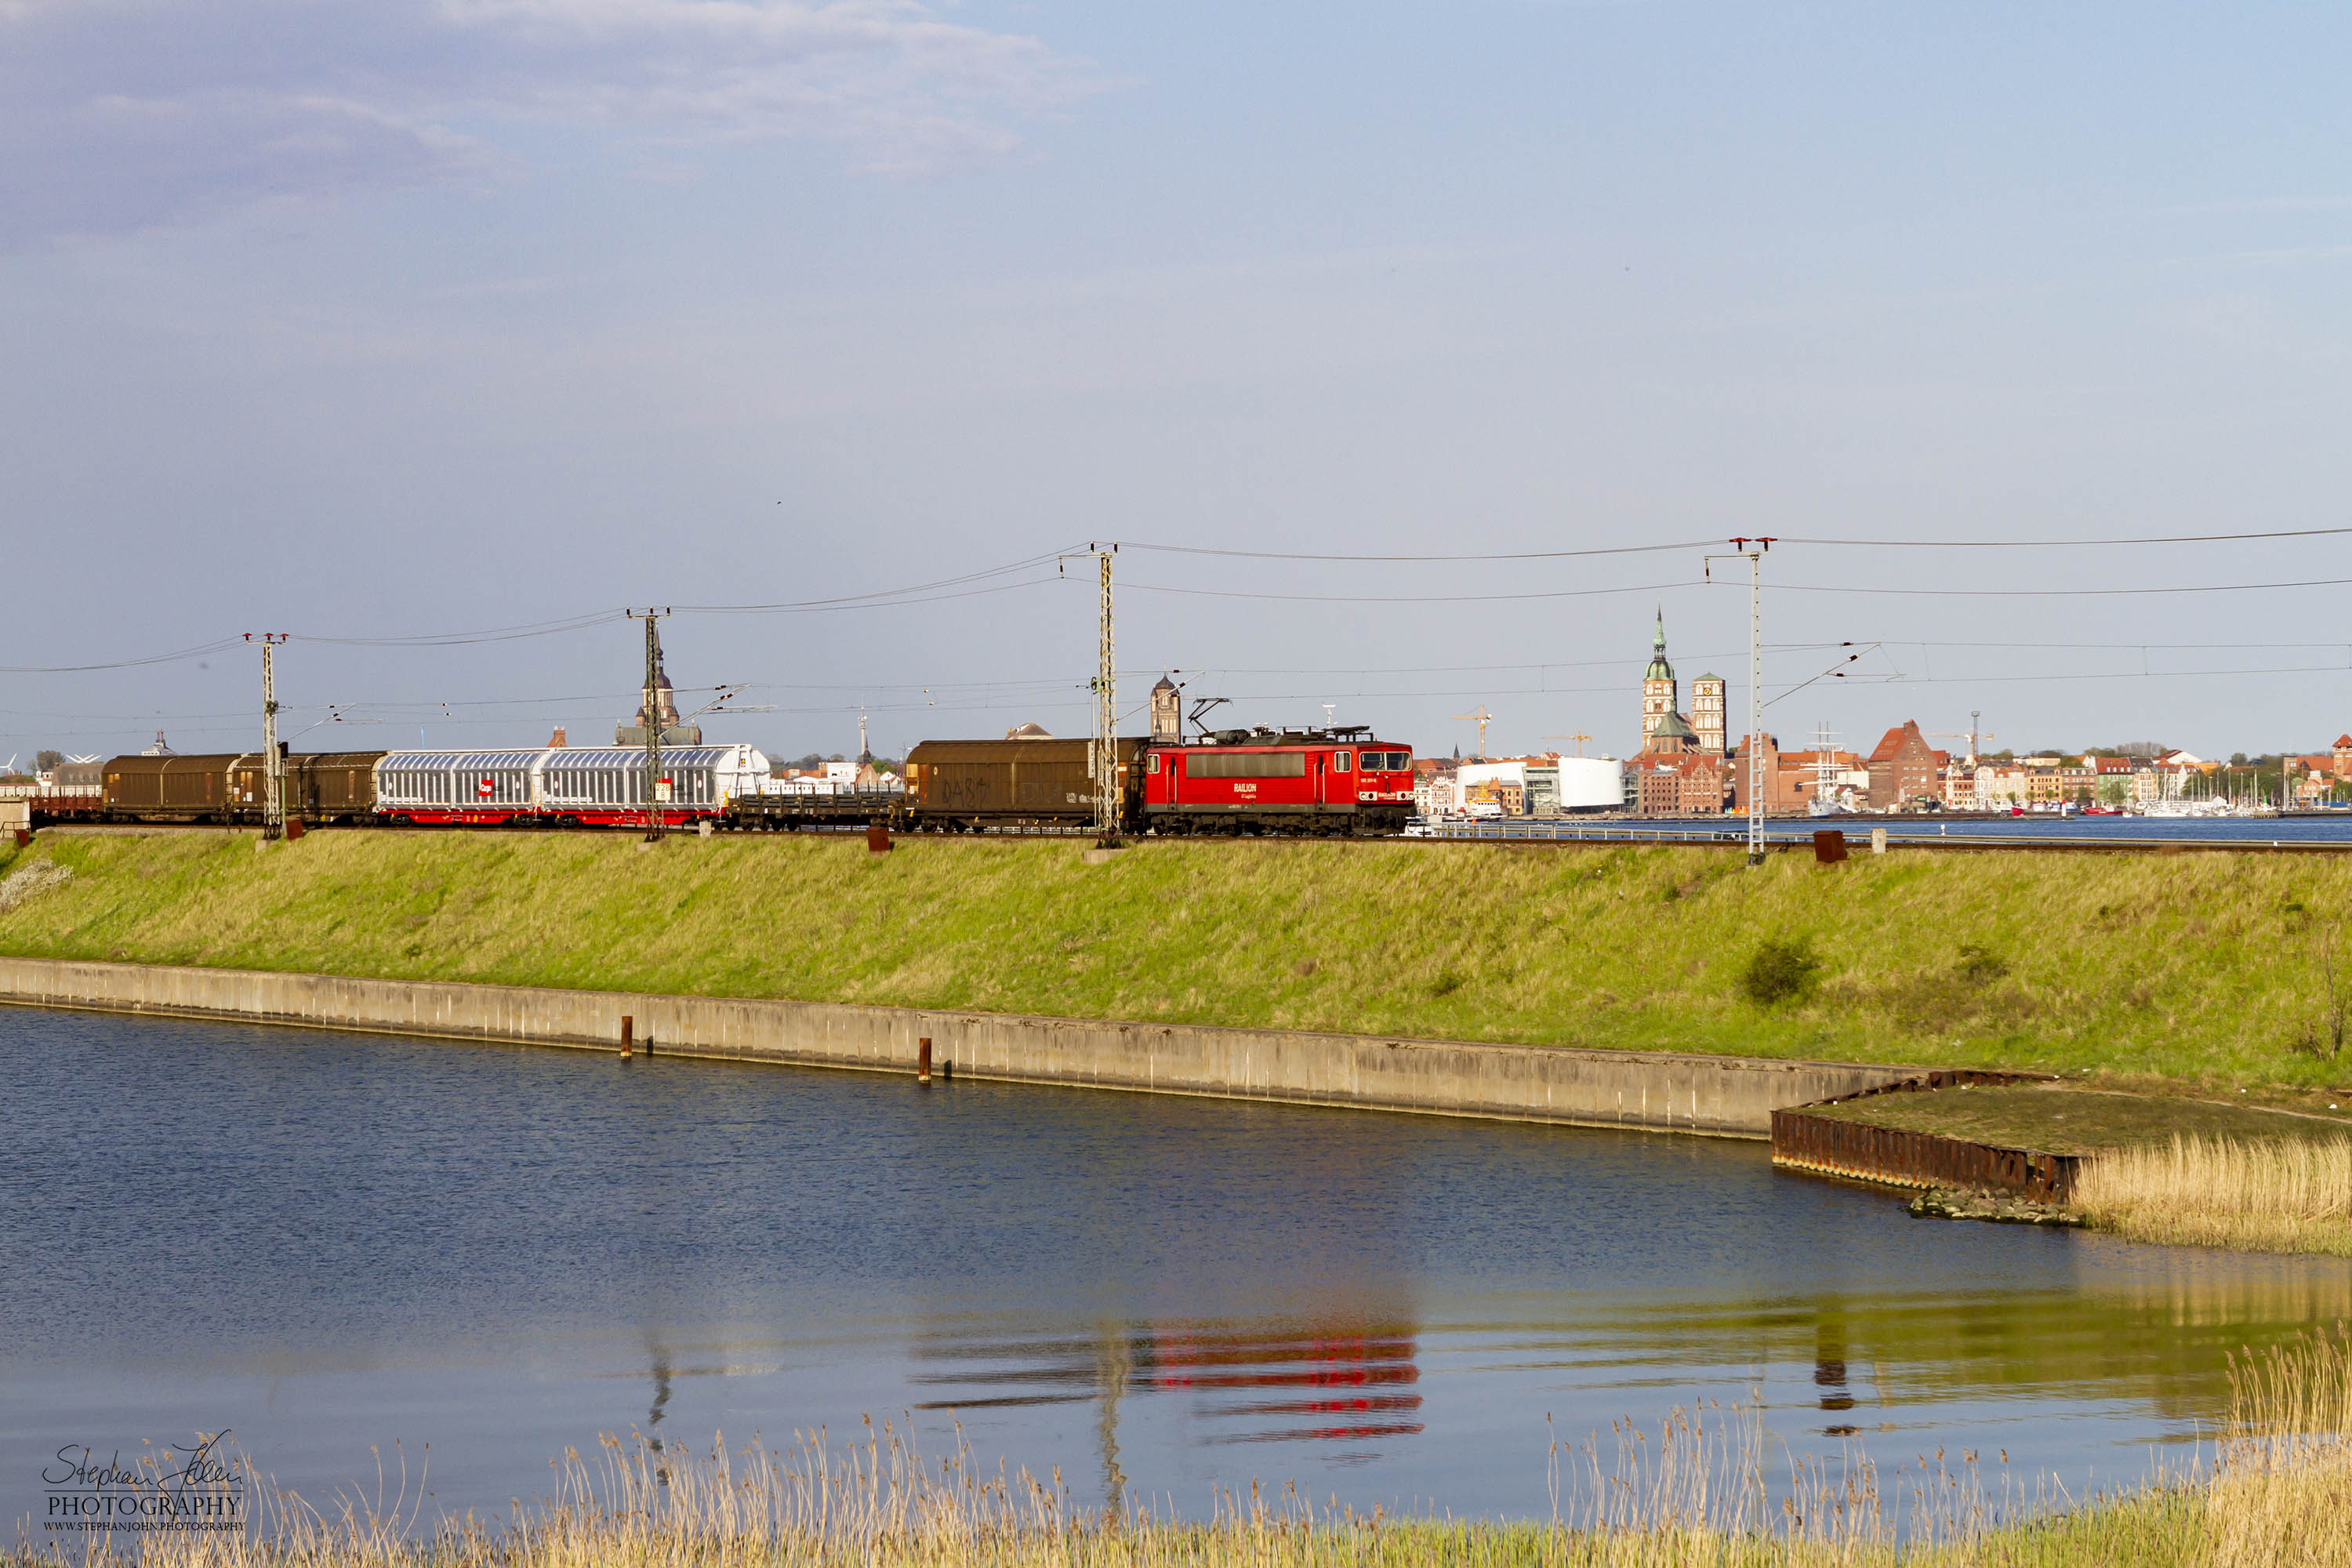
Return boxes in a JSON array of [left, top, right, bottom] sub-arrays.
[[1867, 721, 1944, 810]]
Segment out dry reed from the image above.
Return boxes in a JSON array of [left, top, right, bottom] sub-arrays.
[[0, 1403, 2203, 1568], [2074, 1134, 2352, 1255], [2207, 1323, 2352, 1567]]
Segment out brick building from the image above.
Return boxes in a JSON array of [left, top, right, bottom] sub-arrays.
[[1632, 711, 1726, 814], [1866, 721, 1947, 810], [1729, 732, 1779, 814], [1635, 752, 1727, 815]]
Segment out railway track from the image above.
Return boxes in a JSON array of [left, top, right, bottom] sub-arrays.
[[28, 818, 2352, 854]]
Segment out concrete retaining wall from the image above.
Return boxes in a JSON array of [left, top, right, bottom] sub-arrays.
[[0, 956, 1925, 1137]]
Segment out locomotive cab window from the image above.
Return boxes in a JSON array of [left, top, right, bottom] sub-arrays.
[[1189, 752, 1306, 779], [1147, 754, 1160, 775], [1334, 752, 1352, 772]]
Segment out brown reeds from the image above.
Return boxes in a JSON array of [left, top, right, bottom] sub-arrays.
[[2074, 1134, 2352, 1255], [2, 1403, 2195, 1568], [2209, 1323, 2352, 1567]]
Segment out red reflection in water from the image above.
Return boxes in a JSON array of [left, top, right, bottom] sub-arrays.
[[1148, 1325, 1423, 1442], [911, 1319, 1427, 1446]]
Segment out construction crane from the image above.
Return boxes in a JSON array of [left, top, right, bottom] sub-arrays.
[[1542, 732, 1593, 758], [1452, 706, 1494, 760], [1922, 718, 1994, 764]]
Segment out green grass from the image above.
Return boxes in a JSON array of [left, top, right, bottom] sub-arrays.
[[5, 830, 2352, 1090], [1805, 1084, 2352, 1155]]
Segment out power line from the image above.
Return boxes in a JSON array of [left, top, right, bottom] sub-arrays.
[[1776, 575, 2352, 598], [1126, 573, 2352, 604], [1125, 539, 1715, 563], [1778, 526, 2352, 548], [1124, 524, 2352, 564], [1863, 662, 2352, 688], [1127, 579, 1704, 604], [675, 552, 1073, 612], [0, 639, 245, 674], [295, 611, 625, 648]]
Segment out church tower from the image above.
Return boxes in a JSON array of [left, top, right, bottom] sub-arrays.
[[1642, 608, 1679, 744], [1149, 675, 1181, 743], [1690, 673, 1726, 754]]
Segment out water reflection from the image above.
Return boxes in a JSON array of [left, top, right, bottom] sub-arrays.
[[912, 1316, 1424, 1501], [898, 1255, 2352, 1497], [648, 1338, 674, 1452], [9, 1009, 2352, 1526]]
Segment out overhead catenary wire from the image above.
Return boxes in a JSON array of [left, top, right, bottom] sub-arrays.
[[1124, 573, 2352, 604], [13, 524, 2350, 676], [0, 638, 245, 675], [1124, 523, 2352, 563], [15, 523, 2352, 758]]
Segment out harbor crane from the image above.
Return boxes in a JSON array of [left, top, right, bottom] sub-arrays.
[[1922, 716, 1994, 764], [1451, 706, 1494, 760]]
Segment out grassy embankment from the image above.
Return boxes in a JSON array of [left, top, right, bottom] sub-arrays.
[[5, 830, 2352, 1091], [19, 1327, 2352, 1568]]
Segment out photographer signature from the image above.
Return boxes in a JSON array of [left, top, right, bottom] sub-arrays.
[[45, 1432, 241, 1494]]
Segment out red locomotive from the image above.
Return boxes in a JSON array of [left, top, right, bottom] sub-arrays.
[[1142, 728, 1414, 835]]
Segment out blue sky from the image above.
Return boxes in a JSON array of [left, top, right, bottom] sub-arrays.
[[5, 2, 2350, 764]]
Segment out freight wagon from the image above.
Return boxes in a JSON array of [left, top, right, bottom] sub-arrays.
[[372, 745, 770, 826], [901, 738, 1145, 829], [99, 751, 385, 825], [91, 746, 770, 828]]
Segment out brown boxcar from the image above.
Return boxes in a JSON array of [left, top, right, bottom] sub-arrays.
[[903, 738, 1142, 829], [102, 753, 251, 819], [286, 752, 386, 822], [101, 750, 387, 824]]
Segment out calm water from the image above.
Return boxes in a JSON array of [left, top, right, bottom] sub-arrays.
[[1432, 813, 2352, 846], [5, 1009, 2348, 1530]]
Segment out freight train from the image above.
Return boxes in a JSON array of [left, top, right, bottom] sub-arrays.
[[902, 728, 1414, 836], [46, 728, 1416, 837]]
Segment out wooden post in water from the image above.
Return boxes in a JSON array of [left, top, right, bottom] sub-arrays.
[[917, 1036, 932, 1084], [620, 1014, 634, 1057]]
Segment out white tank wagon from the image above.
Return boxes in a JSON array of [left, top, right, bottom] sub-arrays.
[[373, 745, 771, 826]]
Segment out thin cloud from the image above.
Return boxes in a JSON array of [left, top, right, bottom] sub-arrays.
[[0, 0, 1100, 245], [2149, 194, 2352, 216]]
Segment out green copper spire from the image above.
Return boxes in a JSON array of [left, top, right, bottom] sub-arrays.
[[1644, 606, 1675, 683]]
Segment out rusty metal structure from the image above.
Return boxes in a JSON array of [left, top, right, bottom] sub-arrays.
[[1770, 1069, 2078, 1202]]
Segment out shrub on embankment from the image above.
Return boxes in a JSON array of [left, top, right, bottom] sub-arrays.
[[2, 832, 2350, 1087]]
